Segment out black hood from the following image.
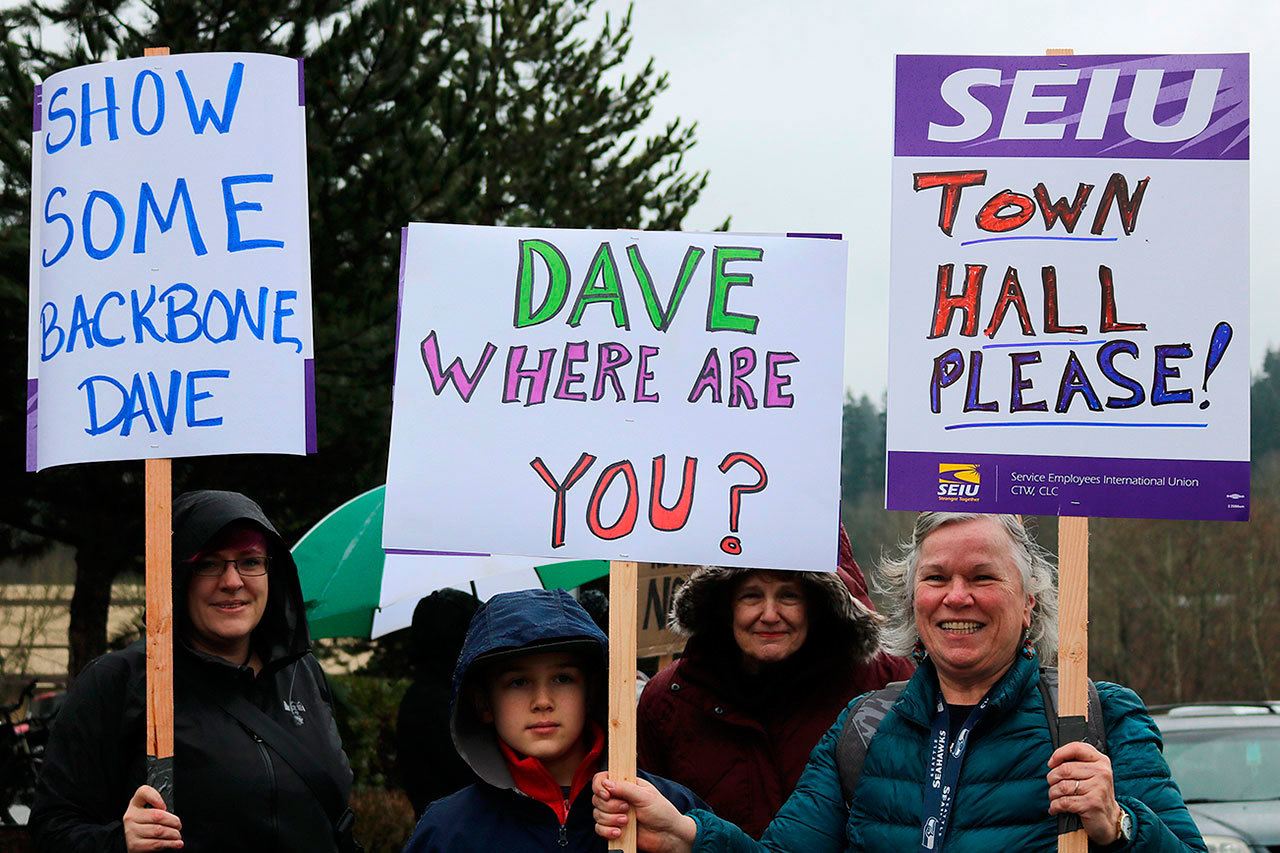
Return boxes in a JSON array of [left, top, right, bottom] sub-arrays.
[[172, 490, 310, 669]]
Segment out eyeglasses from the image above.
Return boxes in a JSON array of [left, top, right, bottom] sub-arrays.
[[191, 555, 271, 578]]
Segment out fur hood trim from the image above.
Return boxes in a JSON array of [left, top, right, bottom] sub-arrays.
[[670, 567, 883, 663]]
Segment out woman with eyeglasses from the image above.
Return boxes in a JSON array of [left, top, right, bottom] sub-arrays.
[[31, 490, 359, 853]]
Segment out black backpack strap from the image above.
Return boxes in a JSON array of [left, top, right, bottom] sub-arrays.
[[1037, 667, 1106, 754], [836, 681, 907, 808], [184, 673, 349, 829], [1038, 666, 1107, 836]]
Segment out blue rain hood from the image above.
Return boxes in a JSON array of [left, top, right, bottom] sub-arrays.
[[449, 589, 608, 788]]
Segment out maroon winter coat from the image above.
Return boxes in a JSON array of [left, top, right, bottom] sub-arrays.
[[636, 526, 914, 839]]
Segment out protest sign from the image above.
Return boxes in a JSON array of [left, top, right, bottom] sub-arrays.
[[637, 563, 690, 658], [27, 52, 315, 471], [886, 54, 1250, 521], [384, 224, 848, 570]]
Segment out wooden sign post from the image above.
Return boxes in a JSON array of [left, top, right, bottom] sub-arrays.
[[607, 560, 639, 853], [144, 456, 175, 803], [1057, 515, 1089, 853], [1047, 46, 1088, 853], [140, 44, 176, 809]]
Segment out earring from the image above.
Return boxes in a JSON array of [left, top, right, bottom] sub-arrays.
[[1020, 635, 1036, 660], [912, 639, 928, 664]]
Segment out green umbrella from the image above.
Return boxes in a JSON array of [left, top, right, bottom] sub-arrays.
[[293, 486, 608, 638]]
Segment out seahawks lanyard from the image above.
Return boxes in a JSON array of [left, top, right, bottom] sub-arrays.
[[919, 692, 993, 853]]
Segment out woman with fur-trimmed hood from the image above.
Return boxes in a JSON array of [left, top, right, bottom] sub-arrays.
[[636, 525, 913, 838]]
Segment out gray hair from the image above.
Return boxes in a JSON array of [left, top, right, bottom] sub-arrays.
[[875, 513, 1059, 662]]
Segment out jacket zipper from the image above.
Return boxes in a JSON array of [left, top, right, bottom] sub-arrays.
[[248, 729, 279, 846], [559, 799, 570, 847]]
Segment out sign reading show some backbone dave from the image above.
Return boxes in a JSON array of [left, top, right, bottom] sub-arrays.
[[886, 54, 1249, 521], [26, 53, 315, 471]]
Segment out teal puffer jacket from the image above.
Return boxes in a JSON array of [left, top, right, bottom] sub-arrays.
[[690, 653, 1206, 852]]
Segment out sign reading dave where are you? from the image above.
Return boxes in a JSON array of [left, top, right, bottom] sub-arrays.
[[27, 53, 315, 471], [385, 225, 848, 570], [887, 54, 1249, 521]]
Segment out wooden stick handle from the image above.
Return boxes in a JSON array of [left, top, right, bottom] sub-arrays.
[[1058, 515, 1090, 853], [607, 560, 639, 853], [144, 457, 175, 805]]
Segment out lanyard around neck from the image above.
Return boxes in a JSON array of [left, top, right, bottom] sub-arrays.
[[918, 691, 994, 853]]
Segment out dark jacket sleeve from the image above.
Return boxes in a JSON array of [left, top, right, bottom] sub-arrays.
[[1098, 683, 1207, 853], [30, 655, 134, 853], [640, 770, 709, 815]]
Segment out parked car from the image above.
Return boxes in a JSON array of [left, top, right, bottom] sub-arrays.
[[1152, 703, 1280, 853]]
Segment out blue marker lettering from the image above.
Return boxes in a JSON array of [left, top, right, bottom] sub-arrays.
[[134, 179, 209, 256], [177, 61, 244, 134], [79, 77, 120, 147], [131, 69, 165, 136], [222, 174, 284, 252], [131, 285, 165, 344], [160, 282, 201, 343], [82, 190, 125, 260], [44, 86, 75, 154], [272, 290, 302, 353], [42, 186, 73, 267], [40, 302, 65, 361], [79, 374, 128, 436], [186, 369, 229, 427], [149, 370, 181, 435]]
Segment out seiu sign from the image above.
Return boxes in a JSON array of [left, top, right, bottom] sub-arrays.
[[895, 54, 1249, 161], [928, 67, 1220, 143]]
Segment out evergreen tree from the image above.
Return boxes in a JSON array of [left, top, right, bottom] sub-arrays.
[[1252, 347, 1280, 463], [1, 0, 711, 676]]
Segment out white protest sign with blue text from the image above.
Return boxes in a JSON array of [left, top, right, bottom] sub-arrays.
[[27, 52, 315, 471], [384, 224, 847, 571], [887, 54, 1249, 521]]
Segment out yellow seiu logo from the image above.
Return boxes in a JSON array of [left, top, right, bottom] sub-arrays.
[[938, 464, 981, 501]]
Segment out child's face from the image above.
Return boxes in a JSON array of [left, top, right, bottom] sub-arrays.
[[482, 650, 590, 776]]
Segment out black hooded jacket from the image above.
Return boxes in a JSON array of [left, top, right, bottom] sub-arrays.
[[31, 490, 354, 853]]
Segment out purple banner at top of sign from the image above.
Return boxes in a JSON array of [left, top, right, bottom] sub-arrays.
[[896, 53, 1248, 160]]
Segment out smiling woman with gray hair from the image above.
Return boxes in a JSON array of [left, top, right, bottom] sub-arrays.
[[876, 512, 1059, 664], [593, 512, 1206, 853]]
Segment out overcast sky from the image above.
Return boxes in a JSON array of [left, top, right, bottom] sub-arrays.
[[594, 1, 1278, 398]]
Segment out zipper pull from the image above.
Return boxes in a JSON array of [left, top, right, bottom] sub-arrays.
[[558, 822, 568, 847]]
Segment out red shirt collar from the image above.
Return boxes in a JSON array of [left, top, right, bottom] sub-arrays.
[[498, 721, 605, 824]]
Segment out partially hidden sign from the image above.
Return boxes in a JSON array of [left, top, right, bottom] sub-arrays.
[[887, 54, 1250, 521], [27, 53, 315, 471], [385, 224, 848, 570], [637, 563, 690, 658]]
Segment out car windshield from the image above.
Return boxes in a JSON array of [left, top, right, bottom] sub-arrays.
[[1162, 725, 1280, 803]]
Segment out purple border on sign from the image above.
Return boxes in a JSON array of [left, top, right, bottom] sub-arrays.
[[25, 379, 37, 472], [886, 449, 1249, 522], [304, 358, 317, 453], [895, 53, 1248, 160], [385, 548, 488, 557], [786, 232, 843, 240], [296, 58, 305, 106], [32, 84, 41, 132], [393, 226, 407, 384]]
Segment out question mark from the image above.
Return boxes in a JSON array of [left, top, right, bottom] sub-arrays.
[[718, 452, 768, 555]]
